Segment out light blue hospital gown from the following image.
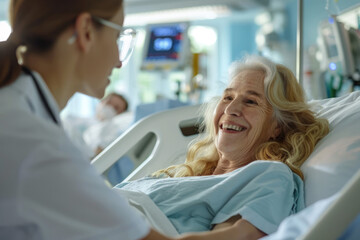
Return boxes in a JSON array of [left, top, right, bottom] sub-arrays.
[[116, 160, 305, 235]]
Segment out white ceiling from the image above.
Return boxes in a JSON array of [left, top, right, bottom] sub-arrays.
[[124, 0, 270, 14], [0, 0, 275, 21]]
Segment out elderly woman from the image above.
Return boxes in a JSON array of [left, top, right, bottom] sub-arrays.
[[116, 55, 329, 239]]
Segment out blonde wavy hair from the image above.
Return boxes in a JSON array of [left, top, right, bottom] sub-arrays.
[[153, 55, 329, 179]]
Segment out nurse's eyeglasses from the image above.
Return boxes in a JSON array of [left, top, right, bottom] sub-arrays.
[[93, 16, 137, 65], [68, 16, 137, 65]]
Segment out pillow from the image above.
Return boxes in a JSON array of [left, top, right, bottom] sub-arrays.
[[301, 91, 360, 206]]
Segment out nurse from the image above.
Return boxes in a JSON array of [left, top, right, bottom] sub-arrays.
[[0, 0, 243, 239]]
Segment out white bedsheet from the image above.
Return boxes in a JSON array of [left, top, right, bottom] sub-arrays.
[[260, 194, 339, 240], [114, 188, 179, 237]]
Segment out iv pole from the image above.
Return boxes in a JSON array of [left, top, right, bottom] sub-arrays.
[[296, 0, 304, 85]]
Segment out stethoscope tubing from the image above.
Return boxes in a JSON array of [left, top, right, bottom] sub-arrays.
[[22, 66, 59, 125]]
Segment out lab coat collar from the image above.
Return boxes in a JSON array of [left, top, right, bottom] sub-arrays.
[[17, 70, 62, 126]]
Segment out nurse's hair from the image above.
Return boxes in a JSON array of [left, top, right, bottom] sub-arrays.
[[0, 0, 123, 87], [153, 55, 329, 179]]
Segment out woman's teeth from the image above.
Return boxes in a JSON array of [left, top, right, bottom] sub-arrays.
[[222, 123, 245, 132]]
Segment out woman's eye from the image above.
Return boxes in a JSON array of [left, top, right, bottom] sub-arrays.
[[223, 95, 233, 101], [245, 99, 257, 105]]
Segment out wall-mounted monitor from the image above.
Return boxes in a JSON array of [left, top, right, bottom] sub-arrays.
[[318, 17, 355, 76], [141, 22, 189, 71]]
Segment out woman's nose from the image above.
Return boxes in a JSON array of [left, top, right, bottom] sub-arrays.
[[224, 100, 242, 117], [115, 61, 122, 69], [114, 56, 122, 69]]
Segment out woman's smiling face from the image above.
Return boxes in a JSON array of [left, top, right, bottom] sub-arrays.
[[213, 69, 279, 163]]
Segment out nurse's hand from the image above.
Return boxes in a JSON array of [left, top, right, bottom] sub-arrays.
[[141, 218, 267, 240], [141, 229, 174, 240]]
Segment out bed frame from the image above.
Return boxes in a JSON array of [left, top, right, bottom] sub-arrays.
[[91, 104, 202, 182]]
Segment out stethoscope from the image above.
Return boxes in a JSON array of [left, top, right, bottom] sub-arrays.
[[22, 66, 59, 125]]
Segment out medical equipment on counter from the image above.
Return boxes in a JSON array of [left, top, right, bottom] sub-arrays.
[[91, 90, 360, 238]]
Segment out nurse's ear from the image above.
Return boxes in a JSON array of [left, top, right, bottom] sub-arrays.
[[72, 13, 96, 53]]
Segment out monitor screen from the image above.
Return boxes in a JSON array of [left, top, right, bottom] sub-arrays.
[[142, 23, 189, 70]]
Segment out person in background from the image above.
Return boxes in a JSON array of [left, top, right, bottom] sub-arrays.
[[61, 92, 131, 158], [0, 0, 249, 239], [84, 92, 131, 156], [96, 92, 129, 121]]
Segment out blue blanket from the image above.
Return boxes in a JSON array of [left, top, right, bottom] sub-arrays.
[[116, 160, 305, 234]]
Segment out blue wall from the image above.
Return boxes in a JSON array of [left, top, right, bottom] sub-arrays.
[[230, 21, 258, 61], [284, 0, 298, 49]]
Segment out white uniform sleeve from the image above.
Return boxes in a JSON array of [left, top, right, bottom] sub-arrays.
[[19, 142, 150, 240]]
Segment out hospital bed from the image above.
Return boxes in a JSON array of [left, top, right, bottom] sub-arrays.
[[91, 90, 360, 239]]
